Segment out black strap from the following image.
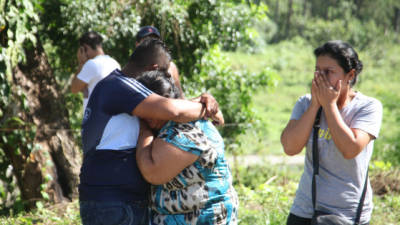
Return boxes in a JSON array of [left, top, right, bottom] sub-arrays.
[[312, 107, 322, 210], [311, 107, 369, 225], [355, 170, 369, 224]]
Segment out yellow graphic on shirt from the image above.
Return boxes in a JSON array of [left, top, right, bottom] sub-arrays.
[[318, 128, 331, 140]]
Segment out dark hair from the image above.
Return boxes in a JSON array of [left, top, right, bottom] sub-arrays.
[[79, 31, 103, 50], [137, 34, 161, 44], [314, 40, 363, 87], [130, 38, 171, 71], [136, 70, 180, 99]]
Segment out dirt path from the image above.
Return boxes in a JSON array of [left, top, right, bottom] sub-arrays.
[[227, 154, 304, 167]]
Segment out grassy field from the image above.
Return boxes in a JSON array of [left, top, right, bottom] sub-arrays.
[[1, 40, 399, 224]]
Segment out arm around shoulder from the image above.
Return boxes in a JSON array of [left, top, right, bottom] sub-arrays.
[[132, 93, 205, 123]]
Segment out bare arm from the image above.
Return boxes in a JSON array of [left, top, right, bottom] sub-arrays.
[[70, 47, 88, 95], [133, 93, 224, 124], [70, 76, 88, 94], [136, 122, 198, 185], [315, 71, 373, 159], [323, 104, 373, 159], [281, 74, 321, 156], [281, 104, 320, 156], [133, 93, 205, 123]]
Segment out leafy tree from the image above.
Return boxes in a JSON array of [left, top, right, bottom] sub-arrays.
[[0, 0, 81, 212], [0, 0, 274, 213], [261, 0, 400, 46]]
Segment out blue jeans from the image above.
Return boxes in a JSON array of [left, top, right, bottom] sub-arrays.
[[80, 201, 149, 225]]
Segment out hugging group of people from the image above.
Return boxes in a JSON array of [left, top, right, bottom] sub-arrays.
[[71, 26, 382, 225]]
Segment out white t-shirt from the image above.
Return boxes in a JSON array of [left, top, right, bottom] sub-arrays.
[[289, 92, 382, 224], [77, 54, 120, 111]]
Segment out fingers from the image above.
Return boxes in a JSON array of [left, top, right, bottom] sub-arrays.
[[191, 96, 201, 102], [315, 72, 334, 91], [211, 110, 225, 126], [199, 93, 224, 125], [335, 80, 342, 92], [200, 93, 219, 117]]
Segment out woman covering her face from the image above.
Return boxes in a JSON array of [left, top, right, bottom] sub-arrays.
[[135, 70, 238, 225], [281, 40, 383, 225]]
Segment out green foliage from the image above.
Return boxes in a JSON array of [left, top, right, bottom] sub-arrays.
[[261, 0, 399, 48], [0, 0, 42, 213], [225, 39, 313, 154], [184, 45, 278, 152], [1, 0, 276, 213], [39, 0, 275, 153], [371, 193, 400, 224], [0, 200, 81, 225], [302, 18, 382, 50], [2, 163, 398, 224], [227, 38, 400, 166], [0, 0, 39, 77]]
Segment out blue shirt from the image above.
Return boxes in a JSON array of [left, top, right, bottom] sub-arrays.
[[79, 69, 152, 202], [150, 120, 238, 225]]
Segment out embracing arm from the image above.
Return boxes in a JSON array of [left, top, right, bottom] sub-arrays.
[[136, 122, 198, 185], [323, 104, 373, 159], [133, 94, 205, 123], [133, 93, 224, 124]]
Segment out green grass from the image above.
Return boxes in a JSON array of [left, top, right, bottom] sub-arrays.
[[0, 200, 81, 224], [2, 163, 399, 225], [225, 39, 314, 155]]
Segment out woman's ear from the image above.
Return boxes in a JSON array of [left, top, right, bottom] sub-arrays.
[[347, 69, 356, 84]]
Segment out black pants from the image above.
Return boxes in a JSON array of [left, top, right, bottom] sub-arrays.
[[287, 213, 311, 225], [286, 213, 370, 225]]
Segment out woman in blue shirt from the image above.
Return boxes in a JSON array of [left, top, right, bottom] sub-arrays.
[[136, 70, 238, 225]]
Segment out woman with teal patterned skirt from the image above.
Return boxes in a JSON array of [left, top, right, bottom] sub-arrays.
[[135, 70, 238, 225]]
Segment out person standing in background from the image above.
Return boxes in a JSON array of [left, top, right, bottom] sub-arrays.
[[135, 26, 183, 97], [70, 31, 120, 111]]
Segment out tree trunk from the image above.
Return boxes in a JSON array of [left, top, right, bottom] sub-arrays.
[[353, 0, 361, 18], [394, 7, 400, 33], [303, 0, 308, 17], [285, 0, 294, 38], [3, 38, 81, 209], [275, 0, 280, 22]]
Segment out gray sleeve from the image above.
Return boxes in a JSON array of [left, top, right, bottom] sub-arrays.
[[290, 94, 311, 120], [351, 98, 383, 138]]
